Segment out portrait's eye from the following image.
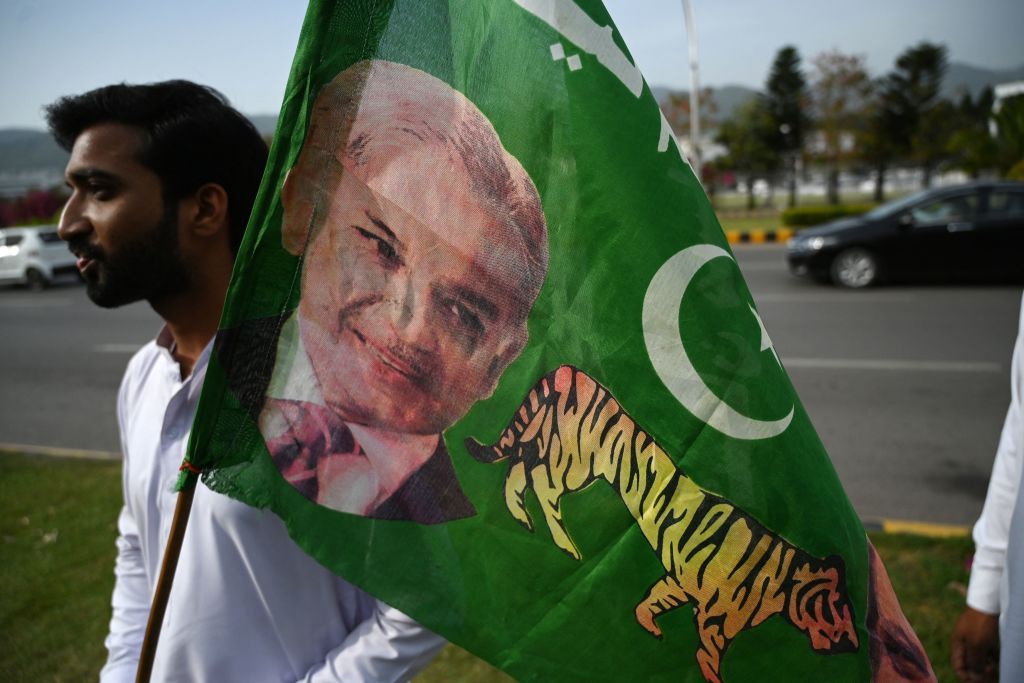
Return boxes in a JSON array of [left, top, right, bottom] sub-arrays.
[[449, 300, 484, 337], [353, 226, 401, 267]]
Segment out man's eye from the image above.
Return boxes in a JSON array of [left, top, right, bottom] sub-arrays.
[[88, 184, 113, 199], [354, 227, 400, 265], [449, 301, 483, 335]]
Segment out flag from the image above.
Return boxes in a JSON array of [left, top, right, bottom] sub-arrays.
[[184, 1, 934, 680]]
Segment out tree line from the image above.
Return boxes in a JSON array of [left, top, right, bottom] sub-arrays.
[[662, 43, 1024, 209]]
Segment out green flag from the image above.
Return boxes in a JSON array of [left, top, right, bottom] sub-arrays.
[[184, 1, 934, 680]]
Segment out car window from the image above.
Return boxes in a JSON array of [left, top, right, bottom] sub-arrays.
[[910, 194, 978, 224], [37, 230, 62, 244], [986, 191, 1024, 218], [3, 234, 25, 246]]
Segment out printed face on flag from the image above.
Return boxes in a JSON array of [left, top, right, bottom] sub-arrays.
[[258, 60, 548, 521]]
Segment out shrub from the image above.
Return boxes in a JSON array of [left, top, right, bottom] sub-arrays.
[[781, 203, 875, 227]]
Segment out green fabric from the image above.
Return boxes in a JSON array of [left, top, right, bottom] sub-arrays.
[[184, 2, 892, 680]]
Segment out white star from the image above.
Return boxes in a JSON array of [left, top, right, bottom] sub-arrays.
[[749, 303, 781, 368]]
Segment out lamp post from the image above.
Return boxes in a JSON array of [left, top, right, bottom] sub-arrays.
[[682, 0, 701, 179]]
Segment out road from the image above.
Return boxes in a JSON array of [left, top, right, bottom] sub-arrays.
[[1, 249, 1020, 526]]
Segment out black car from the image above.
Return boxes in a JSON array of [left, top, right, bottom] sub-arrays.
[[786, 181, 1024, 287]]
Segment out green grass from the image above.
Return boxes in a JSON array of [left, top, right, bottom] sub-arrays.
[[0, 453, 974, 682]]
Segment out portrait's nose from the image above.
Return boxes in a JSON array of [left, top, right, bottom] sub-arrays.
[[385, 275, 438, 352], [57, 194, 90, 243]]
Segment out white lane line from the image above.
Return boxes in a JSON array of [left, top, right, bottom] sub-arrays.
[[0, 299, 73, 308], [0, 442, 120, 461], [783, 357, 1001, 373], [95, 343, 144, 353], [754, 293, 918, 304]]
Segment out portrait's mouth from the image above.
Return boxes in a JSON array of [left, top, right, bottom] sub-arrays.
[[350, 328, 428, 387]]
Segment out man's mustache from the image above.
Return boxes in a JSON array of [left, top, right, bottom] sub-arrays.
[[67, 237, 104, 262], [337, 297, 438, 386]]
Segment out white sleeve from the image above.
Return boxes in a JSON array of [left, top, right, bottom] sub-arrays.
[[99, 374, 152, 683], [298, 601, 446, 683], [966, 295, 1024, 615]]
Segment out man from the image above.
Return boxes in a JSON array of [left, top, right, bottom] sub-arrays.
[[251, 60, 549, 523], [49, 80, 445, 682], [951, 294, 1024, 683]]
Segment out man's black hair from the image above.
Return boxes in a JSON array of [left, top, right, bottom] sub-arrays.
[[45, 80, 269, 253]]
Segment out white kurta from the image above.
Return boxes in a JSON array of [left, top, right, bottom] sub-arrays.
[[966, 295, 1024, 619], [100, 328, 444, 683]]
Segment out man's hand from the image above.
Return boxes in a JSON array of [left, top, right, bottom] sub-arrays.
[[951, 606, 999, 682]]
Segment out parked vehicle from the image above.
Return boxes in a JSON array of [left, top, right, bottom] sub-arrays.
[[0, 225, 78, 290], [786, 181, 1024, 288]]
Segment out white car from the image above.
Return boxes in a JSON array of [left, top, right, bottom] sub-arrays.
[[0, 225, 78, 290]]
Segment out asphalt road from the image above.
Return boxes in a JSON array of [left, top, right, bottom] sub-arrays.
[[1, 249, 1020, 526]]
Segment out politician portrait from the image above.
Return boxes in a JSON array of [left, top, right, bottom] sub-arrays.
[[257, 60, 549, 524]]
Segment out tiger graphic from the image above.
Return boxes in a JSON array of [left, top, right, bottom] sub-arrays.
[[465, 365, 859, 683]]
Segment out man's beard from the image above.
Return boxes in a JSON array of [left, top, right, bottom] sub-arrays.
[[78, 203, 191, 308]]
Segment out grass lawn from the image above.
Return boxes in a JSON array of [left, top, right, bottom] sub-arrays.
[[1, 452, 974, 682]]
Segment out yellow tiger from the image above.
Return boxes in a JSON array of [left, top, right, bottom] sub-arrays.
[[465, 365, 859, 683]]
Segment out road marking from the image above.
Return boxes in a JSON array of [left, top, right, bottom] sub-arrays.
[[0, 298, 73, 308], [95, 343, 144, 353], [0, 442, 120, 461], [783, 357, 1001, 373], [753, 293, 919, 303]]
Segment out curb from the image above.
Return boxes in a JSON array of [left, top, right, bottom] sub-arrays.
[[724, 228, 794, 244], [862, 518, 971, 538], [0, 442, 120, 462]]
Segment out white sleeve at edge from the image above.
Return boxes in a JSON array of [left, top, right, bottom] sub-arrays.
[[99, 372, 151, 683], [298, 601, 446, 683], [967, 295, 1024, 615]]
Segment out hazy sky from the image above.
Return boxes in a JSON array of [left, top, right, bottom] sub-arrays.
[[1, 0, 1021, 129]]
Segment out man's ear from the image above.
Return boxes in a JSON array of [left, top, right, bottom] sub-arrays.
[[185, 183, 230, 242], [281, 168, 313, 255]]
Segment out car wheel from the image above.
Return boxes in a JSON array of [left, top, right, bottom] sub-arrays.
[[830, 248, 879, 288], [25, 268, 48, 291]]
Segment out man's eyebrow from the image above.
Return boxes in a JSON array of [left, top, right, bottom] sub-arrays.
[[450, 285, 499, 320], [66, 168, 119, 184], [365, 211, 397, 241]]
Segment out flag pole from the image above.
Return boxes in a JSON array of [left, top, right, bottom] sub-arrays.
[[135, 478, 198, 683]]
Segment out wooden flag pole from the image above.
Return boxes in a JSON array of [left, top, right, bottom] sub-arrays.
[[135, 480, 197, 683]]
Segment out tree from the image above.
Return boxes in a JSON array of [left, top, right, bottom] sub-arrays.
[[764, 46, 809, 207], [857, 93, 896, 202], [885, 42, 949, 187], [659, 87, 718, 173], [715, 97, 778, 210], [993, 94, 1024, 178], [946, 88, 999, 179], [811, 50, 871, 204]]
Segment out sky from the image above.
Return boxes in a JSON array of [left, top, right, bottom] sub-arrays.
[[1, 0, 1022, 129]]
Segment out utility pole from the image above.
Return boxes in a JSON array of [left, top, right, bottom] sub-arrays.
[[682, 0, 701, 178]]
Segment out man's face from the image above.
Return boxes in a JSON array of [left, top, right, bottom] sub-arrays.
[[58, 123, 188, 308], [288, 143, 532, 435]]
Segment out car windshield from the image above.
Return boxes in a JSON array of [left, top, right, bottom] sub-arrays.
[[862, 189, 935, 220]]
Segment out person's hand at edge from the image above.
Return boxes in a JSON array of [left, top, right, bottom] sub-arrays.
[[951, 606, 999, 683]]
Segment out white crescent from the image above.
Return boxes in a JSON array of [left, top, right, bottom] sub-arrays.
[[642, 244, 793, 440]]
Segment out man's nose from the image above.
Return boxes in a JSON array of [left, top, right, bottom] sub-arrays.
[[386, 276, 437, 351], [57, 194, 89, 243]]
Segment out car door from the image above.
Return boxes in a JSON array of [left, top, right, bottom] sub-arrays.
[[974, 188, 1024, 280], [0, 232, 25, 281], [901, 191, 980, 280]]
